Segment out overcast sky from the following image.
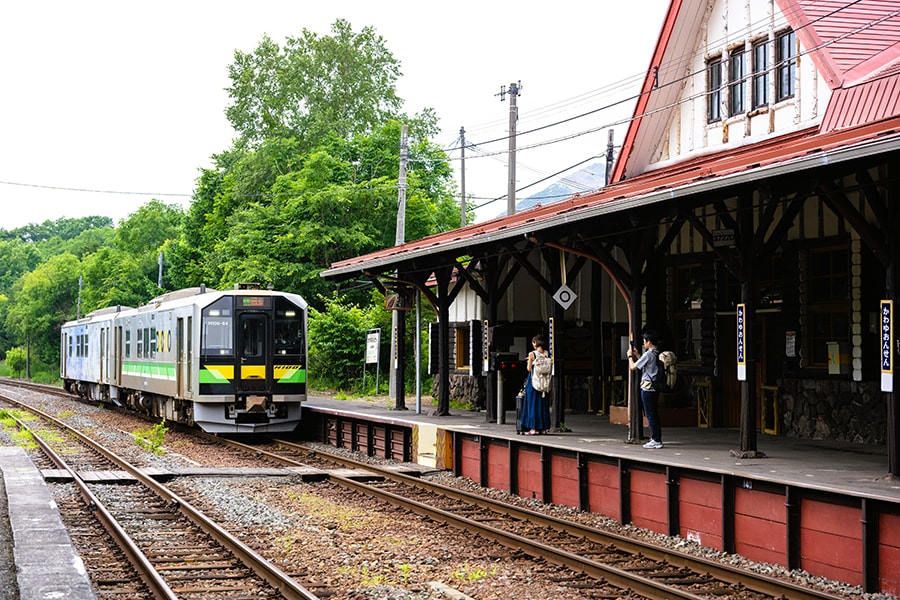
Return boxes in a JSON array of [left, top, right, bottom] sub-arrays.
[[0, 1, 668, 231]]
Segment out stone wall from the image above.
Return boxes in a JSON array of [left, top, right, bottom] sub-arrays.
[[432, 374, 487, 409], [779, 379, 885, 444]]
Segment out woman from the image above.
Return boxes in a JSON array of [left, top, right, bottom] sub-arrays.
[[521, 334, 552, 435]]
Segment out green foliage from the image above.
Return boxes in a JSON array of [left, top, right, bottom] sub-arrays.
[[133, 420, 168, 455], [225, 20, 403, 148], [308, 296, 373, 388], [5, 253, 81, 365], [4, 347, 26, 377]]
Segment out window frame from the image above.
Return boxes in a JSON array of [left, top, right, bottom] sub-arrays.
[[729, 47, 746, 116], [776, 29, 796, 101], [707, 55, 723, 123], [751, 38, 769, 109]]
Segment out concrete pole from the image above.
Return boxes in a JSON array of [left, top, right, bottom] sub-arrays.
[[389, 125, 409, 402], [506, 81, 521, 216], [460, 126, 467, 227]]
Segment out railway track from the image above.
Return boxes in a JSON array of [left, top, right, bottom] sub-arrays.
[[0, 379, 864, 598], [0, 391, 318, 600], [210, 435, 854, 600]]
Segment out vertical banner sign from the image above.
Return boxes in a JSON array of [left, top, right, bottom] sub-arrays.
[[392, 325, 399, 369], [548, 317, 555, 375], [482, 319, 490, 375], [737, 303, 747, 381], [881, 300, 893, 392]]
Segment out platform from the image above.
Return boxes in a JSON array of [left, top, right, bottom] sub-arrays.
[[304, 396, 900, 502], [303, 396, 900, 594], [0, 446, 97, 600]]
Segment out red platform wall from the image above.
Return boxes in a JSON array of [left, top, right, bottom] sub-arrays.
[[516, 448, 543, 500], [629, 469, 667, 534], [800, 499, 862, 586], [586, 461, 620, 520], [678, 477, 723, 550], [880, 512, 900, 595], [458, 437, 480, 482], [486, 443, 510, 491], [549, 454, 579, 508], [734, 487, 786, 565]]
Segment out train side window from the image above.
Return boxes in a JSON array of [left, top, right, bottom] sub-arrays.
[[137, 328, 143, 358], [201, 297, 234, 356], [125, 330, 131, 358], [150, 327, 157, 358]]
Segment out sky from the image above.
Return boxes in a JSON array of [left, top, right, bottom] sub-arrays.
[[0, 1, 669, 231]]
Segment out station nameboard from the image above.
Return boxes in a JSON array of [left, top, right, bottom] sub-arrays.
[[882, 300, 893, 392], [737, 303, 746, 381]]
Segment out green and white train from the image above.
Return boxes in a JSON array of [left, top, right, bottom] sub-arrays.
[[60, 285, 307, 434]]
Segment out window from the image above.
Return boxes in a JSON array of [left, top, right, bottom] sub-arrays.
[[806, 247, 849, 365], [274, 297, 305, 356], [752, 39, 768, 108], [729, 48, 746, 115], [707, 56, 722, 122], [125, 329, 131, 358], [201, 297, 234, 356], [455, 325, 470, 369], [776, 29, 796, 101], [673, 264, 703, 362]]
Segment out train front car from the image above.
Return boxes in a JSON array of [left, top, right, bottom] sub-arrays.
[[195, 289, 308, 433]]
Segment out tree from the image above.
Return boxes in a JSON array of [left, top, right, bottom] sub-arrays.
[[225, 19, 403, 149], [210, 120, 460, 307], [5, 253, 81, 367], [4, 347, 26, 377]]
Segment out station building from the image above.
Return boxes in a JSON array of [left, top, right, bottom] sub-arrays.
[[323, 0, 900, 476]]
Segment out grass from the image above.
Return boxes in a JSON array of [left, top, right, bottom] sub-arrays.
[[133, 420, 168, 455]]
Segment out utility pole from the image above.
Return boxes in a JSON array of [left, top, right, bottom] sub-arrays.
[[605, 129, 615, 186], [389, 125, 409, 408], [460, 126, 467, 227], [395, 124, 408, 246], [499, 81, 521, 215]]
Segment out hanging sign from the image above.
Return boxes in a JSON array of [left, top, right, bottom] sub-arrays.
[[553, 284, 577, 310], [881, 300, 893, 392], [737, 303, 746, 381]]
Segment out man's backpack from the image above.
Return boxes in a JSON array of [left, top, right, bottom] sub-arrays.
[[532, 352, 552, 393], [651, 349, 678, 393]]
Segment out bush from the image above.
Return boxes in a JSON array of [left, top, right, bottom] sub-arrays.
[[3, 347, 26, 378]]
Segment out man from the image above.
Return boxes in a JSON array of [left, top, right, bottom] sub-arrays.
[[627, 331, 664, 449]]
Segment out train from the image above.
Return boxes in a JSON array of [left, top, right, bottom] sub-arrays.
[[60, 285, 308, 434]]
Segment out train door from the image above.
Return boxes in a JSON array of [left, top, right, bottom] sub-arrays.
[[61, 332, 68, 378], [177, 318, 185, 398], [238, 313, 270, 389], [177, 317, 193, 398], [113, 326, 122, 384], [100, 327, 107, 383]]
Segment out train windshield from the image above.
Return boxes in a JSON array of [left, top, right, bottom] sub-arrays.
[[201, 298, 234, 356], [274, 297, 305, 356]]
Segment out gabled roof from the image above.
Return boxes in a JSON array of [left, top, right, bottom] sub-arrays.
[[611, 0, 900, 182]]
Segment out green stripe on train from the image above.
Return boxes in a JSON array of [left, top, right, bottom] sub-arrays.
[[277, 369, 307, 383], [122, 361, 176, 379]]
